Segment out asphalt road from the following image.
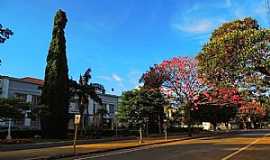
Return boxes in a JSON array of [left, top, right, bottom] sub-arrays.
[[71, 130, 270, 160]]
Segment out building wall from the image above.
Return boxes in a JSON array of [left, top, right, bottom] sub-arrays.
[[0, 76, 119, 130], [68, 94, 119, 129], [0, 76, 42, 129], [8, 79, 41, 97]]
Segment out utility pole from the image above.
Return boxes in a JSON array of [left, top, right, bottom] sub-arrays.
[[6, 118, 12, 140], [139, 126, 143, 144], [115, 112, 118, 137], [163, 119, 168, 141]]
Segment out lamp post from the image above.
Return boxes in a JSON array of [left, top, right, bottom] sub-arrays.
[[163, 119, 168, 141], [138, 120, 143, 144], [139, 126, 143, 144], [115, 111, 118, 137], [6, 118, 12, 140]]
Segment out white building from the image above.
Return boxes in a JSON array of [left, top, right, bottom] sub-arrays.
[[68, 83, 119, 129], [0, 76, 43, 129], [0, 75, 119, 130]]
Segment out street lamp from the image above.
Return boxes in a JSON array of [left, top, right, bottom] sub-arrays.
[[163, 119, 168, 141], [115, 111, 118, 137], [6, 118, 12, 140], [138, 120, 143, 144], [144, 117, 149, 137]]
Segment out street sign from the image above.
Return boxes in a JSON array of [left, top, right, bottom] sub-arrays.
[[73, 114, 80, 155], [74, 114, 81, 125]]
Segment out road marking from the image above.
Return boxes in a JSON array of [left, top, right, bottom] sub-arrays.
[[74, 139, 197, 160], [221, 133, 270, 160], [220, 138, 260, 160], [74, 146, 158, 160]]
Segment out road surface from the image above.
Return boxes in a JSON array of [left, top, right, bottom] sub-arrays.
[[70, 130, 270, 160]]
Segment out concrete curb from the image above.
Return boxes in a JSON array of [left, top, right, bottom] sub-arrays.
[[26, 133, 229, 160]]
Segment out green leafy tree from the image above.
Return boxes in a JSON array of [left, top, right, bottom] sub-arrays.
[[0, 24, 13, 64], [118, 89, 148, 129], [0, 24, 13, 43], [140, 87, 166, 134], [0, 98, 30, 120], [69, 68, 102, 133], [196, 17, 270, 93], [96, 107, 108, 129], [118, 87, 166, 134], [41, 9, 69, 138]]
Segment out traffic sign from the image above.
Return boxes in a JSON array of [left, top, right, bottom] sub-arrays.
[[74, 114, 81, 125]]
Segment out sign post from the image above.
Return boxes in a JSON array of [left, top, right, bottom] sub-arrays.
[[6, 118, 12, 140], [73, 114, 81, 155], [163, 119, 168, 141]]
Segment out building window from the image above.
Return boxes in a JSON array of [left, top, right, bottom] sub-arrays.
[[93, 103, 96, 114], [109, 104, 115, 114], [15, 93, 27, 102], [32, 95, 40, 105]]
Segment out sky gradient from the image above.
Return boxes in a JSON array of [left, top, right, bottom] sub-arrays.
[[0, 0, 269, 95]]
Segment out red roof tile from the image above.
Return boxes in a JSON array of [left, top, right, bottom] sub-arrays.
[[21, 77, 44, 86]]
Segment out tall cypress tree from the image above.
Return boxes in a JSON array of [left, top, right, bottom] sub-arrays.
[[41, 9, 69, 138]]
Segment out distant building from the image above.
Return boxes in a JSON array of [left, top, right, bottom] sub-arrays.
[[0, 75, 119, 130], [0, 76, 42, 129], [68, 83, 119, 129]]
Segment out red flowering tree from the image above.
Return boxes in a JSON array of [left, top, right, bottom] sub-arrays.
[[142, 57, 201, 136], [238, 100, 266, 129], [192, 87, 241, 130]]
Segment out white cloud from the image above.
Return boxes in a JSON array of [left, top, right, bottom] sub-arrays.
[[98, 74, 123, 82], [96, 75, 112, 81], [173, 19, 213, 33], [112, 74, 122, 82]]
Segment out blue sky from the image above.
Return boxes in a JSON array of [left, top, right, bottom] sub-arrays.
[[0, 0, 269, 95]]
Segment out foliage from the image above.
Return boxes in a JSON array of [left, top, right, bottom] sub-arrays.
[[196, 17, 270, 95], [142, 57, 201, 135], [41, 10, 69, 138], [69, 68, 102, 133], [69, 68, 102, 117], [118, 89, 148, 128], [191, 105, 238, 127], [142, 57, 201, 105], [118, 87, 166, 131], [238, 100, 266, 120], [0, 24, 13, 64], [96, 107, 108, 128], [0, 24, 13, 43], [118, 89, 138, 127], [0, 98, 30, 120], [193, 87, 241, 106], [191, 87, 241, 126]]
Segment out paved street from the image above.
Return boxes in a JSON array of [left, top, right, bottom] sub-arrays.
[[70, 130, 270, 160], [0, 134, 199, 160]]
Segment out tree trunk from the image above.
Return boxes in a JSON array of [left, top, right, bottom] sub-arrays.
[[80, 114, 85, 136], [158, 115, 162, 134], [213, 122, 217, 132], [139, 126, 143, 144], [188, 122, 192, 137], [186, 105, 192, 137]]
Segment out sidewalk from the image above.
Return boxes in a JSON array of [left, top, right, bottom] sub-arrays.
[[0, 133, 213, 160], [0, 136, 136, 152]]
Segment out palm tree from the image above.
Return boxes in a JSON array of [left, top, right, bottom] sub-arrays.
[[70, 68, 102, 135], [97, 107, 108, 129]]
